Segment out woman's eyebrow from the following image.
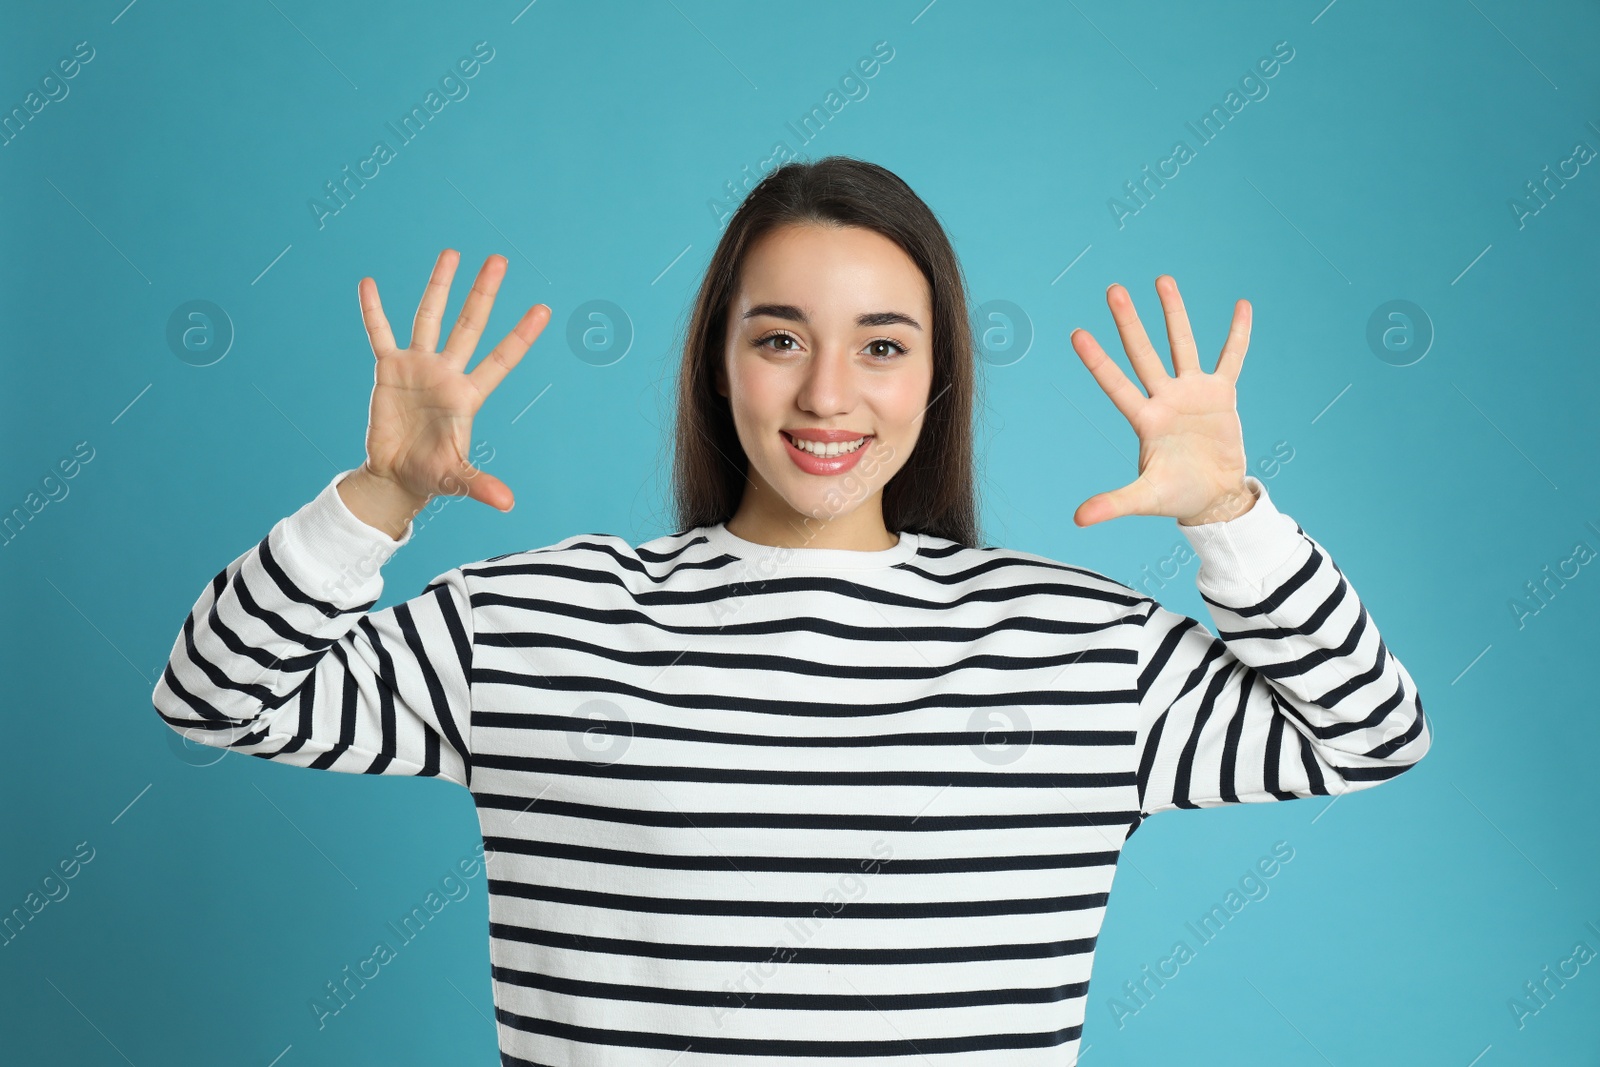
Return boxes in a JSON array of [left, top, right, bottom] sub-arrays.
[[742, 303, 923, 331]]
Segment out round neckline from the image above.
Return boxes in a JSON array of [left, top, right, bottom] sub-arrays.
[[699, 521, 919, 571]]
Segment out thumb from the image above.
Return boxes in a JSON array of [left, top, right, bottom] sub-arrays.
[[461, 468, 515, 513], [1074, 477, 1160, 528]]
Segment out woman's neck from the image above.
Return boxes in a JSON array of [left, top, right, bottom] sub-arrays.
[[724, 494, 896, 552]]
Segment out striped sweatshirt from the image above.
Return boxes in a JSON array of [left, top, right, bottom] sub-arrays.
[[153, 469, 1430, 1065]]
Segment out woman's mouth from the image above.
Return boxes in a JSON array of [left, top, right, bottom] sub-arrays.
[[780, 431, 873, 475]]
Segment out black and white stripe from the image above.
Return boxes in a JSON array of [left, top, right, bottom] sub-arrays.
[[1134, 520, 1428, 815], [154, 471, 1429, 1064]]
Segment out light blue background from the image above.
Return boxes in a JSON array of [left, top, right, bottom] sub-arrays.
[[3, 0, 1597, 1063]]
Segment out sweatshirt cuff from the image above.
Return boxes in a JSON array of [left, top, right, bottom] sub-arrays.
[[268, 468, 414, 608], [1176, 476, 1305, 593]]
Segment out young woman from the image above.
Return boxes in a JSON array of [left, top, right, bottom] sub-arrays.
[[154, 156, 1430, 1065]]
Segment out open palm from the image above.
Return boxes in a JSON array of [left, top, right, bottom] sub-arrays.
[[359, 250, 550, 511], [1070, 276, 1254, 528]]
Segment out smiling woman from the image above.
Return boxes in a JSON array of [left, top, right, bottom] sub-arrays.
[[677, 159, 979, 553], [707, 221, 940, 550], [153, 155, 1430, 1065]]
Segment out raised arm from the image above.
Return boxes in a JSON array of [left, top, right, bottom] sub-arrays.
[[1068, 276, 1429, 817], [152, 248, 551, 787], [1132, 475, 1429, 815], [153, 471, 477, 784]]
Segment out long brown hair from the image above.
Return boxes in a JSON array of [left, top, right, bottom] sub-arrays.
[[670, 155, 982, 547]]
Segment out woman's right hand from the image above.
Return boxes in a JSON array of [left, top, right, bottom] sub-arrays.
[[340, 249, 550, 537]]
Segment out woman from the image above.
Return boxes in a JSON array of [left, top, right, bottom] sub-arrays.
[[154, 156, 1430, 1064]]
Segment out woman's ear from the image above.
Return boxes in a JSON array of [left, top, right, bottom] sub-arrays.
[[713, 358, 728, 399]]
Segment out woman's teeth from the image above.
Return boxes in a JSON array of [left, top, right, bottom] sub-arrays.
[[786, 434, 868, 457]]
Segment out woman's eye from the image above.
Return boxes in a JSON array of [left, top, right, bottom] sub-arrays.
[[866, 339, 908, 360], [756, 333, 797, 351]]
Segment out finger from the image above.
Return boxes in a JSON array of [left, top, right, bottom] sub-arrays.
[[358, 277, 397, 357], [411, 248, 461, 353], [1070, 327, 1146, 423], [1105, 283, 1169, 392], [462, 467, 515, 513], [469, 304, 552, 397], [1074, 477, 1162, 527], [442, 254, 509, 365], [1213, 298, 1252, 381], [1155, 275, 1201, 375]]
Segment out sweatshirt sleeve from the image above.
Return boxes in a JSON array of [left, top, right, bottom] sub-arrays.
[[1132, 475, 1430, 817], [152, 469, 475, 789]]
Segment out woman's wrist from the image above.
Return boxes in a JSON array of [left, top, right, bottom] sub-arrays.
[[1177, 479, 1259, 527], [337, 466, 431, 541]]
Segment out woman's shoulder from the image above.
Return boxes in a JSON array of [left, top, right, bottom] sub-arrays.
[[909, 532, 1150, 609], [454, 526, 715, 581]]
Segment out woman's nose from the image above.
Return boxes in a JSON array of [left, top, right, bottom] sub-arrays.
[[796, 348, 854, 413]]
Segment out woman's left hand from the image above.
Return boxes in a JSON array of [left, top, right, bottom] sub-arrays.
[[1069, 275, 1257, 528]]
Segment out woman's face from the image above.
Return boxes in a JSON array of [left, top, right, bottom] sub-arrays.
[[717, 222, 934, 533]]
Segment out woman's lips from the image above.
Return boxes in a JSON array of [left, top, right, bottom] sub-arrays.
[[780, 430, 872, 475]]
